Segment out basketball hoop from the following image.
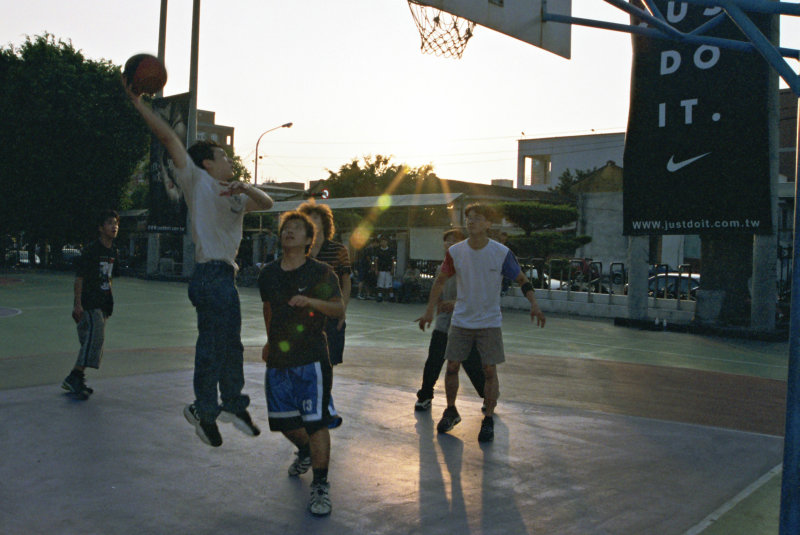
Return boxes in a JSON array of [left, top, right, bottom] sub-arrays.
[[407, 1, 476, 59]]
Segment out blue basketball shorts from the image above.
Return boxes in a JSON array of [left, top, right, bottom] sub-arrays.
[[265, 361, 333, 434]]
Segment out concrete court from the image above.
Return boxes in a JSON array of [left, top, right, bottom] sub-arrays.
[[0, 272, 790, 534]]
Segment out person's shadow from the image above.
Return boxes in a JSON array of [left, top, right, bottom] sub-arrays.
[[480, 415, 530, 534], [416, 412, 470, 533]]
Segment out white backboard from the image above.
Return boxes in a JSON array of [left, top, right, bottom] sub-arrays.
[[412, 0, 572, 59]]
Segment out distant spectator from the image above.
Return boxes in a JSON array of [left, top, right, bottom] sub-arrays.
[[375, 236, 395, 302], [399, 263, 422, 303], [262, 227, 278, 262]]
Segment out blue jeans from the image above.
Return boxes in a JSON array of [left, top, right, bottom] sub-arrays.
[[188, 261, 249, 420]]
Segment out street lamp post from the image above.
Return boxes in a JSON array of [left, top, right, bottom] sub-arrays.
[[254, 122, 293, 185]]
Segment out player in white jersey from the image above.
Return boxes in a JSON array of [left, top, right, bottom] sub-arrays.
[[417, 203, 545, 442]]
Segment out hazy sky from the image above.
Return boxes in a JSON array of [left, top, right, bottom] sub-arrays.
[[2, 1, 798, 186]]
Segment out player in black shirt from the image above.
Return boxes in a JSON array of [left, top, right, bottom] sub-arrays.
[[258, 210, 343, 516], [61, 210, 119, 399]]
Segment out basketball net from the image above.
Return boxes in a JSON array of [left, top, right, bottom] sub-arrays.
[[407, 1, 475, 59]]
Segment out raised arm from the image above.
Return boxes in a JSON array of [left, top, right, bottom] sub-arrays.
[[242, 185, 274, 212], [123, 78, 187, 169]]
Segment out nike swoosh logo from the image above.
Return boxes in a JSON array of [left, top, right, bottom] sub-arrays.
[[298, 287, 307, 292], [667, 152, 711, 172]]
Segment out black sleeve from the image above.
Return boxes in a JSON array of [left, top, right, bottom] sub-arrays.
[[258, 267, 272, 303], [112, 247, 121, 277], [75, 245, 93, 279]]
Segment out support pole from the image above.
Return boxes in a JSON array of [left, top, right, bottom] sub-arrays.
[[183, 0, 201, 278], [751, 14, 779, 332], [157, 0, 167, 98], [780, 96, 800, 535]]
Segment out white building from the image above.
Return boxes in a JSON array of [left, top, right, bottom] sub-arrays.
[[517, 133, 625, 192]]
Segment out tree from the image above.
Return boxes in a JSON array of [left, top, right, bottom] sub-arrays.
[[226, 148, 251, 183], [549, 167, 598, 199], [322, 155, 436, 199], [498, 202, 578, 236], [318, 155, 443, 244], [492, 201, 591, 259], [0, 34, 150, 258]]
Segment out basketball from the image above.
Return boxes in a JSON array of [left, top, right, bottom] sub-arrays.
[[123, 54, 167, 96]]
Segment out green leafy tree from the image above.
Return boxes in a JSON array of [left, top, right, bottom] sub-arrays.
[[226, 148, 251, 183], [498, 202, 578, 236], [320, 155, 442, 244], [322, 155, 436, 198], [492, 201, 590, 259], [0, 34, 150, 258], [549, 167, 597, 199]]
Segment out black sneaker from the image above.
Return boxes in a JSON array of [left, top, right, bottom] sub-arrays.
[[415, 397, 432, 411], [61, 372, 91, 400], [183, 403, 222, 447], [436, 407, 461, 433], [478, 416, 494, 442], [219, 409, 261, 436]]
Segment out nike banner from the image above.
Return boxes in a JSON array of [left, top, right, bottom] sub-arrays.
[[623, 2, 773, 235], [147, 93, 190, 233]]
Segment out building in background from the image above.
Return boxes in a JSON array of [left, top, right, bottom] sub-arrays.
[[517, 133, 625, 192]]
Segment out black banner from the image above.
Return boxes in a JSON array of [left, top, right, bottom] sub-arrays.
[[147, 93, 190, 233], [623, 2, 772, 235]]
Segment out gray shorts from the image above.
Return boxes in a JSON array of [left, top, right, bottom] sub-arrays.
[[76, 309, 107, 369], [444, 325, 505, 366]]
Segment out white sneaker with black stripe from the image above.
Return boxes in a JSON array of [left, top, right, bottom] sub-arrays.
[[308, 481, 331, 516]]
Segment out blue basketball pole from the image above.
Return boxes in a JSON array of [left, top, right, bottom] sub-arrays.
[[780, 97, 800, 535]]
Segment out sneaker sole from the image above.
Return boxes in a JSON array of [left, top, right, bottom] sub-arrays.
[[62, 382, 90, 400], [414, 399, 432, 411], [184, 406, 222, 447], [219, 411, 260, 436], [437, 415, 461, 433], [309, 505, 332, 516]]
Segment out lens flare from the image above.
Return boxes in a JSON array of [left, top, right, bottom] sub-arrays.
[[378, 194, 392, 211]]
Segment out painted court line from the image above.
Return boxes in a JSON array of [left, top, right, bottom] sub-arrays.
[[509, 333, 787, 370], [683, 463, 782, 535]]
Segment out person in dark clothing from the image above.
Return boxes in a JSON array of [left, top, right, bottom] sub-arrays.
[[258, 210, 343, 516], [375, 236, 395, 302], [61, 210, 120, 399]]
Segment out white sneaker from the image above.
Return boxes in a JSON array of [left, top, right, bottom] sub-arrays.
[[308, 481, 331, 516]]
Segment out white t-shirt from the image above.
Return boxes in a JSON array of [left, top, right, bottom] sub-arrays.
[[441, 239, 521, 329], [174, 155, 247, 266]]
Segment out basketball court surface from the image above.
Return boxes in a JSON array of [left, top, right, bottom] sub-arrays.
[[0, 272, 788, 534]]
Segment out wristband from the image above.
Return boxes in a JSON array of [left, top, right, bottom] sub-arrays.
[[521, 282, 533, 295]]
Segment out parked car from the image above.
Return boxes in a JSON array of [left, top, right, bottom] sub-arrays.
[[624, 272, 701, 300], [53, 246, 81, 270], [647, 272, 701, 300], [524, 267, 568, 291], [4, 250, 40, 266]]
